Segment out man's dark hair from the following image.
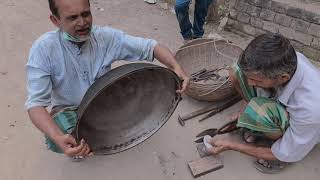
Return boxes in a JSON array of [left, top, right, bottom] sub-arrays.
[[48, 0, 90, 17], [238, 33, 297, 78], [48, 0, 59, 17]]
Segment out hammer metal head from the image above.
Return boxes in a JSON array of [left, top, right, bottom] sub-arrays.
[[178, 115, 185, 126]]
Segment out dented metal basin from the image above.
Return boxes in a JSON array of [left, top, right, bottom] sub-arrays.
[[76, 63, 181, 155]]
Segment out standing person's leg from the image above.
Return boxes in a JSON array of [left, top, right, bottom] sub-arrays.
[[175, 0, 193, 40], [193, 0, 214, 38]]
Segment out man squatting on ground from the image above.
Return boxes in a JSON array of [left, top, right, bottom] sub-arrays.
[[205, 33, 320, 173], [25, 0, 190, 158]]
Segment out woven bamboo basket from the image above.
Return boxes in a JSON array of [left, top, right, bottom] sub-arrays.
[[175, 38, 243, 101]]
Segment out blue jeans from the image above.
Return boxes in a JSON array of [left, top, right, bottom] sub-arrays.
[[175, 0, 214, 40]]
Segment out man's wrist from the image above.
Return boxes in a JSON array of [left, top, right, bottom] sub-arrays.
[[51, 133, 64, 143], [226, 141, 238, 151]]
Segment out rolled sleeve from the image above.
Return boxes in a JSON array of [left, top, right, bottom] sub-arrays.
[[271, 122, 320, 162], [25, 43, 52, 109]]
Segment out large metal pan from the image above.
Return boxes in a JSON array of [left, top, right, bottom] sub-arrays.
[[75, 63, 181, 155]]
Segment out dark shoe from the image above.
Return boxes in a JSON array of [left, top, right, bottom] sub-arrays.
[[254, 159, 289, 174]]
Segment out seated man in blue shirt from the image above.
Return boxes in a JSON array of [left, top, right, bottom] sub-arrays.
[[26, 0, 190, 159], [204, 33, 320, 173]]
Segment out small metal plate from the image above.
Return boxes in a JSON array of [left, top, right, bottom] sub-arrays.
[[76, 63, 181, 155]]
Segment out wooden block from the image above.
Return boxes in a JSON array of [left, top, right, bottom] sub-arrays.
[[188, 156, 223, 178]]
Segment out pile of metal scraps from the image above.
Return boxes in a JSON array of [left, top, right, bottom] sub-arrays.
[[190, 67, 229, 84]]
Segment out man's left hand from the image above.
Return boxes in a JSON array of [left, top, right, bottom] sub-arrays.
[[174, 67, 190, 93], [152, 44, 190, 93]]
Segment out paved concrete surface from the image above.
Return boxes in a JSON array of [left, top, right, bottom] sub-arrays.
[[0, 0, 319, 180]]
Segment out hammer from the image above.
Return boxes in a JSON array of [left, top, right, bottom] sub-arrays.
[[178, 105, 223, 126], [198, 95, 242, 122], [178, 95, 242, 126]]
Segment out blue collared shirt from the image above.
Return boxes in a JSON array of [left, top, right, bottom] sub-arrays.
[[25, 26, 157, 109]]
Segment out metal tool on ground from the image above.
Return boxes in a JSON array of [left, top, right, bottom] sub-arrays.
[[190, 68, 206, 79], [198, 95, 242, 122], [190, 68, 221, 82], [194, 120, 239, 143], [178, 105, 218, 126], [178, 95, 241, 126]]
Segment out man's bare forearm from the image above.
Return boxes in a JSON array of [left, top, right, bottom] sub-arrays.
[[153, 44, 181, 70], [28, 107, 63, 141], [229, 142, 278, 160]]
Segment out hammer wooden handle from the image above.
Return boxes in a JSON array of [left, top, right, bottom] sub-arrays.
[[180, 106, 219, 121], [179, 95, 242, 122]]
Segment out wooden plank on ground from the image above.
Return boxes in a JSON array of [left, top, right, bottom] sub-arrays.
[[188, 156, 223, 178]]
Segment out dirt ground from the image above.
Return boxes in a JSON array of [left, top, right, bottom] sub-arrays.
[[0, 0, 319, 180]]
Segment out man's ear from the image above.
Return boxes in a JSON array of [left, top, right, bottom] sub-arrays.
[[50, 15, 60, 28], [279, 73, 291, 84]]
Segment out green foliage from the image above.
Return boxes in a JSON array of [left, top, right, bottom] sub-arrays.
[[218, 0, 230, 18]]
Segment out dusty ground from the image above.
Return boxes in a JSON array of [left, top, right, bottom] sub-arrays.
[[0, 0, 319, 180]]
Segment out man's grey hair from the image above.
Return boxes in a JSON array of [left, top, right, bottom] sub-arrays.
[[238, 33, 297, 79]]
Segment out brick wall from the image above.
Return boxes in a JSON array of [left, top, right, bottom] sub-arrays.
[[226, 0, 320, 61]]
